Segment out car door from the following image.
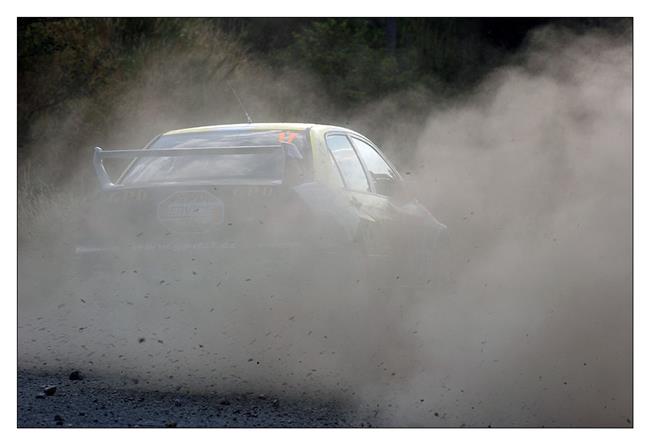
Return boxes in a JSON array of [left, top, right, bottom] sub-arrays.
[[347, 135, 444, 283], [325, 132, 400, 260], [323, 133, 390, 256]]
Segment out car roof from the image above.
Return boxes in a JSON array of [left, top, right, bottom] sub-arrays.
[[162, 122, 352, 136]]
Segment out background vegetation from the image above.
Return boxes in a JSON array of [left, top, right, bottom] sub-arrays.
[[17, 18, 627, 202]]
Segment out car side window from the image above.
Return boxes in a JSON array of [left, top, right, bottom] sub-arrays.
[[325, 134, 370, 192], [351, 137, 401, 197]]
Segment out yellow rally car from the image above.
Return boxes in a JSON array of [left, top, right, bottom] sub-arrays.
[[83, 123, 449, 290]]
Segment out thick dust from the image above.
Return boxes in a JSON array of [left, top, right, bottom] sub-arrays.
[[18, 25, 632, 427]]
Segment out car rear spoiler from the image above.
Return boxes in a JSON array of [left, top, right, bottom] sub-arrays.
[[93, 143, 301, 190]]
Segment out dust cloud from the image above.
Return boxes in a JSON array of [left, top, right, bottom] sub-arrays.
[[18, 25, 632, 427]]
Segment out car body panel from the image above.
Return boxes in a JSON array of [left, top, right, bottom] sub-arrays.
[[84, 123, 448, 288]]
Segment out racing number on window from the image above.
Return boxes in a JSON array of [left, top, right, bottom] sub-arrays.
[[278, 132, 298, 143]]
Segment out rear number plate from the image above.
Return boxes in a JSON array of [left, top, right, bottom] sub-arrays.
[[157, 191, 224, 232]]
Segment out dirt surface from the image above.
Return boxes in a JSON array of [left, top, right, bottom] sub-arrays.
[[17, 369, 361, 428]]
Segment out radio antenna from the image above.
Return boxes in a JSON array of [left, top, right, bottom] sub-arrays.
[[227, 81, 253, 124]]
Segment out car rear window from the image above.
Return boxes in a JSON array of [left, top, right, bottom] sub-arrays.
[[120, 129, 311, 186]]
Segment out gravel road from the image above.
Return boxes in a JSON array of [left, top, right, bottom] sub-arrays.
[[17, 369, 362, 428]]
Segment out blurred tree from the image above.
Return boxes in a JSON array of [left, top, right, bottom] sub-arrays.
[[17, 17, 629, 186], [278, 18, 415, 105]]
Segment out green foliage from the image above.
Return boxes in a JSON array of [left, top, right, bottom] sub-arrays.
[[18, 19, 249, 169], [18, 17, 623, 191], [280, 19, 414, 105]]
